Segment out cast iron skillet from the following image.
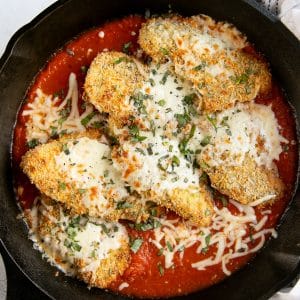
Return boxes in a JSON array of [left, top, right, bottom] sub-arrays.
[[0, 0, 299, 299]]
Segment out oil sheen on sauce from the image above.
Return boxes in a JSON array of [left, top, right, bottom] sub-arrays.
[[12, 15, 298, 298]]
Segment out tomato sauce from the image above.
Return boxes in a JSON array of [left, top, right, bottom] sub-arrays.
[[12, 15, 298, 298]]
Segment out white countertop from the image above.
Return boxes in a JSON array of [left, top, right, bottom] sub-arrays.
[[0, 0, 299, 299]]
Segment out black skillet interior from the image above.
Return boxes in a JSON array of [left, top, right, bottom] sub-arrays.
[[0, 0, 299, 299]]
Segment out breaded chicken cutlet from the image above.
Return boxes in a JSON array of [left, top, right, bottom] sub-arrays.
[[112, 144, 214, 227], [206, 155, 284, 205], [21, 129, 150, 222], [84, 51, 147, 128], [26, 196, 130, 288], [138, 15, 271, 113], [196, 102, 286, 206]]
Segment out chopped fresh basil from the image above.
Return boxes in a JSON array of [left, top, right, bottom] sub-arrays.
[[166, 241, 173, 252], [200, 135, 212, 147], [160, 47, 169, 56], [80, 65, 88, 74], [62, 144, 70, 155], [147, 143, 154, 155], [157, 263, 164, 276], [175, 111, 191, 128], [78, 189, 87, 195], [128, 124, 147, 143], [58, 181, 66, 190], [117, 201, 133, 209], [171, 155, 180, 167], [81, 111, 96, 127], [220, 195, 228, 207], [158, 99, 166, 106], [122, 41, 132, 54], [130, 238, 143, 253], [160, 71, 170, 85], [113, 56, 129, 64], [149, 78, 155, 87], [157, 248, 164, 256], [26, 139, 39, 149], [206, 114, 218, 131], [193, 61, 207, 71]]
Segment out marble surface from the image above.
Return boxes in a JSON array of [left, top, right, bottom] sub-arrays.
[[0, 0, 299, 299]]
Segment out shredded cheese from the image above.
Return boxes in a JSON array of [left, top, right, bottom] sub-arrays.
[[118, 282, 129, 290], [150, 200, 277, 275], [22, 73, 103, 144]]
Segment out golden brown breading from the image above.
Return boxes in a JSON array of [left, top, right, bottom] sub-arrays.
[[28, 196, 130, 288], [84, 51, 147, 128], [21, 129, 149, 222], [176, 50, 271, 113], [139, 16, 271, 113], [138, 16, 184, 62], [134, 185, 214, 227], [76, 239, 129, 288], [160, 185, 214, 226], [206, 155, 284, 205]]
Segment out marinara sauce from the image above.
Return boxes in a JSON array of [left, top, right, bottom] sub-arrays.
[[12, 15, 298, 298]]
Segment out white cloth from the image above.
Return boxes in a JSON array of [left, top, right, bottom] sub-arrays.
[[259, 0, 300, 39]]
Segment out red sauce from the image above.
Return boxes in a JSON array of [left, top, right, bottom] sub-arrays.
[[12, 15, 298, 298]]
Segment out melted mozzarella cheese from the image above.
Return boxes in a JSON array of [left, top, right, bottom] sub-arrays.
[[131, 62, 196, 130], [172, 28, 234, 79], [28, 199, 128, 275], [114, 133, 200, 193], [113, 63, 202, 193], [199, 102, 287, 169], [55, 137, 128, 205]]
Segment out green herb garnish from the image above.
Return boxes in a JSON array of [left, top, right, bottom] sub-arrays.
[[81, 111, 96, 127], [58, 181, 66, 190], [130, 238, 143, 253], [117, 201, 133, 209], [122, 41, 132, 54], [62, 144, 70, 155], [206, 114, 218, 131], [157, 263, 164, 276], [26, 139, 39, 149], [160, 47, 169, 56], [158, 99, 166, 106], [128, 124, 147, 143], [193, 61, 207, 71], [160, 71, 170, 85], [200, 135, 212, 147]]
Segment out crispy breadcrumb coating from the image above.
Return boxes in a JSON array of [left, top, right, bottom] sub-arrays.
[[156, 185, 214, 226], [84, 51, 147, 128], [27, 196, 130, 288], [206, 155, 284, 205]]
